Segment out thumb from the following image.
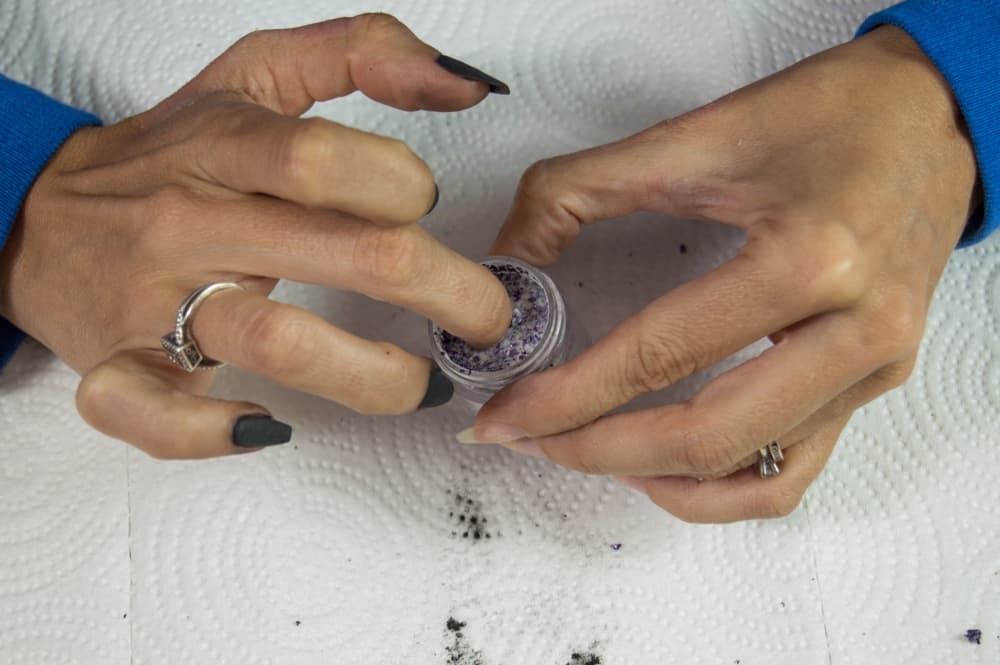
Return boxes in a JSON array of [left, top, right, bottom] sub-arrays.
[[160, 13, 503, 118], [491, 116, 742, 265]]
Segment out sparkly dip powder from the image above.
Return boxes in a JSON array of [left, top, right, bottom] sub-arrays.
[[437, 263, 551, 373]]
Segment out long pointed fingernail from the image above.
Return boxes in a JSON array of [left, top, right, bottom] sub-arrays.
[[232, 414, 292, 447], [436, 55, 510, 95], [456, 425, 528, 445], [419, 365, 454, 409], [456, 427, 481, 444], [503, 439, 545, 459], [425, 182, 440, 216]]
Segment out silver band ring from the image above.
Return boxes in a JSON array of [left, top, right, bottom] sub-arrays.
[[758, 441, 784, 478], [160, 282, 244, 372]]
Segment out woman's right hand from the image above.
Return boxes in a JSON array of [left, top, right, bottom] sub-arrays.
[[0, 14, 512, 458]]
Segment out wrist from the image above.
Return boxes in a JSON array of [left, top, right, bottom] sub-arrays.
[[858, 26, 981, 240]]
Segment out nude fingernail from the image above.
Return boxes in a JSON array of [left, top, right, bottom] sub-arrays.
[[456, 423, 529, 445], [502, 439, 545, 459]]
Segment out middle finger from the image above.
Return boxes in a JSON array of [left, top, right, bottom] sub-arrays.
[[171, 194, 512, 347], [499, 311, 879, 478]]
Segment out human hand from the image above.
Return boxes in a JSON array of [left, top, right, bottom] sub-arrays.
[[467, 27, 980, 522], [0, 14, 512, 458]]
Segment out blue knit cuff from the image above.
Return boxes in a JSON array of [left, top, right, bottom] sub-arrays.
[[857, 1, 1000, 247], [0, 75, 101, 369]]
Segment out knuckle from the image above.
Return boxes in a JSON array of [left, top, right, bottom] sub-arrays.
[[806, 227, 865, 307], [625, 317, 696, 395], [880, 358, 917, 390], [353, 12, 404, 37], [234, 29, 274, 53], [871, 291, 925, 359], [502, 157, 583, 263], [679, 428, 742, 477], [146, 186, 198, 233], [75, 365, 116, 428], [240, 307, 316, 378], [759, 223, 866, 309], [352, 226, 425, 291], [281, 118, 333, 204], [519, 158, 567, 210], [382, 137, 435, 218]]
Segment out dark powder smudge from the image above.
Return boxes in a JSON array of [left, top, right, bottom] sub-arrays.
[[439, 263, 549, 372], [446, 489, 498, 542], [568, 651, 602, 665], [965, 628, 982, 644], [446, 617, 486, 665]]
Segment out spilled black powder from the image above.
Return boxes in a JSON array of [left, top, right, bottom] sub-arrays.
[[446, 616, 485, 665], [567, 649, 602, 665], [438, 263, 549, 372], [445, 617, 603, 665], [446, 489, 499, 542]]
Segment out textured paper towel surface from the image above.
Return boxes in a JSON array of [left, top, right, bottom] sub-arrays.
[[1, 1, 998, 664]]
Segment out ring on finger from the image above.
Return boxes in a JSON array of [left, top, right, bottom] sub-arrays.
[[161, 282, 244, 371], [758, 440, 784, 478]]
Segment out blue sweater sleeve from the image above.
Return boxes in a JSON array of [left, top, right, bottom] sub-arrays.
[[0, 75, 101, 369], [858, 1, 1000, 247]]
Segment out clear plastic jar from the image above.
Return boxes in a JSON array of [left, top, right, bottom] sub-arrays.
[[428, 256, 587, 407]]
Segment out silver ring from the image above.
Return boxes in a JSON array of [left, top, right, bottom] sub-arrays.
[[758, 441, 784, 478], [160, 282, 244, 372]]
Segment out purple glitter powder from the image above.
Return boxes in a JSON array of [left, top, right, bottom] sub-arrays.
[[438, 263, 550, 372]]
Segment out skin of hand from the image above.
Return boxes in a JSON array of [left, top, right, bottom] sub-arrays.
[[468, 27, 980, 522], [0, 14, 513, 458]]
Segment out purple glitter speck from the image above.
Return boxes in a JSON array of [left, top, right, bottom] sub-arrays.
[[439, 263, 550, 372]]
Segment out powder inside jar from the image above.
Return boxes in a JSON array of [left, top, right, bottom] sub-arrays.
[[438, 263, 550, 372]]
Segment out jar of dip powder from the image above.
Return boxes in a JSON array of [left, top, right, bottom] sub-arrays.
[[428, 256, 586, 407]]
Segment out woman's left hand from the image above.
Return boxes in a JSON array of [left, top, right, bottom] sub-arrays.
[[462, 27, 980, 522]]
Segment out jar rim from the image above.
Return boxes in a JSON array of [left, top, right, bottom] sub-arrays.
[[428, 256, 565, 390]]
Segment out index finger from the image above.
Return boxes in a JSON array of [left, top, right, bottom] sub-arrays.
[[473, 225, 864, 441], [164, 13, 505, 118]]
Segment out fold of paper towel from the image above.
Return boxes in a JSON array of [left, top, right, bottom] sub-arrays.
[[1, 1, 998, 664]]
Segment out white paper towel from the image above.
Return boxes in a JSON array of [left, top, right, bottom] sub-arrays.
[[1, 1, 998, 664]]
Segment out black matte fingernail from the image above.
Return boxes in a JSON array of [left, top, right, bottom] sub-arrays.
[[436, 55, 510, 95], [419, 364, 454, 409], [232, 414, 292, 447], [426, 182, 440, 216]]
